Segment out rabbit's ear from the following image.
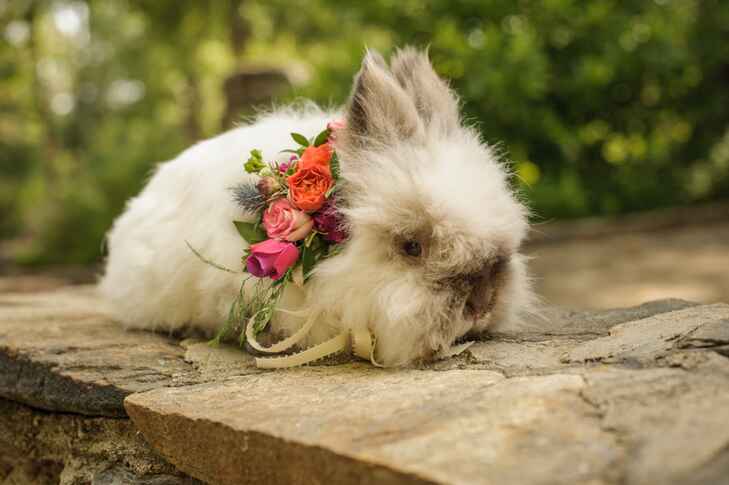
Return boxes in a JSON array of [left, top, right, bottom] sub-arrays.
[[389, 47, 460, 134], [342, 49, 423, 148]]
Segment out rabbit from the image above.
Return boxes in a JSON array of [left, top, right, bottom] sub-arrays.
[[100, 47, 535, 367]]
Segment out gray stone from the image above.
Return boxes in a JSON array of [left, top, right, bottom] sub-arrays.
[[566, 303, 729, 364], [517, 298, 699, 337], [0, 287, 194, 416], [678, 318, 729, 348], [180, 338, 257, 379], [126, 369, 626, 485], [468, 300, 712, 375], [580, 358, 729, 485], [466, 337, 576, 375], [2, 286, 729, 484]]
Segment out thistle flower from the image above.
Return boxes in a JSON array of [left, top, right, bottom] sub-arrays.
[[232, 182, 265, 213]]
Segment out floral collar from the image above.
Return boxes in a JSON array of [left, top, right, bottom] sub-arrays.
[[196, 120, 373, 368], [234, 120, 348, 283]]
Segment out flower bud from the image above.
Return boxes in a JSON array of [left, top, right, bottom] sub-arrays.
[[256, 176, 280, 197]]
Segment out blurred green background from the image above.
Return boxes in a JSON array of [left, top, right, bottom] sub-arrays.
[[2, 0, 729, 266]]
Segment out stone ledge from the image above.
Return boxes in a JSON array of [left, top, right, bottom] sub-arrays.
[[1, 286, 729, 484], [0, 287, 195, 417]]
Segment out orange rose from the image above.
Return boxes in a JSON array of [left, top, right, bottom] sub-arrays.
[[287, 164, 333, 212], [298, 144, 332, 170]]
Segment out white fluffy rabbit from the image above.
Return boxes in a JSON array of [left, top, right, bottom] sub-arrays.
[[100, 47, 535, 366]]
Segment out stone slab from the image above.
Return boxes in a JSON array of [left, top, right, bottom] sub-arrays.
[[126, 368, 626, 485], [515, 298, 699, 337], [125, 358, 729, 485], [467, 299, 708, 375], [580, 358, 729, 485], [0, 286, 698, 417], [0, 287, 196, 416], [123, 300, 729, 485], [678, 318, 729, 349], [2, 286, 729, 484], [566, 303, 729, 364]]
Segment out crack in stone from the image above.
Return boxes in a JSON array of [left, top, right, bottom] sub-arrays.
[[576, 376, 630, 485]]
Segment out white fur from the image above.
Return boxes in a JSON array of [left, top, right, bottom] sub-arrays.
[[100, 49, 535, 366]]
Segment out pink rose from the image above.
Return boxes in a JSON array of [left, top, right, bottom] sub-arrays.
[[327, 119, 346, 140], [262, 198, 314, 241], [246, 239, 299, 280]]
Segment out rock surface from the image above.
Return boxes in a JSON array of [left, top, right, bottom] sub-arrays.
[[1, 286, 729, 484], [0, 287, 194, 417]]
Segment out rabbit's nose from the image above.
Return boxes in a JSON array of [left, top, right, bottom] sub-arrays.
[[463, 257, 508, 320]]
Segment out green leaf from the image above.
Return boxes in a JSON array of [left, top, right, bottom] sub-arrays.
[[327, 243, 344, 258], [301, 244, 316, 277], [313, 128, 331, 147], [304, 230, 317, 248], [310, 234, 322, 253], [233, 220, 267, 244], [252, 306, 274, 333], [279, 149, 299, 154], [302, 236, 324, 280], [330, 152, 341, 180], [291, 132, 310, 147], [244, 149, 266, 173]]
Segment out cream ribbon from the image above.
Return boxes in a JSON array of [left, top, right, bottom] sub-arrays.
[[249, 318, 472, 369], [251, 324, 374, 369]]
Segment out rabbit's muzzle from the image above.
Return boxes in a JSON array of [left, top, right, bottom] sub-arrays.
[[461, 256, 509, 321]]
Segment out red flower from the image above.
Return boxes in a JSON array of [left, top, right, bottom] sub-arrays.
[[287, 163, 333, 212], [299, 144, 332, 169]]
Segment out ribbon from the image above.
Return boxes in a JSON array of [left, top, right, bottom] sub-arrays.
[[250, 316, 472, 369]]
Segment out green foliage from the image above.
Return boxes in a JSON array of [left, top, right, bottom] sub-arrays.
[[313, 128, 331, 147], [261, 0, 729, 218], [291, 132, 310, 147], [2, 0, 729, 265], [244, 149, 266, 173], [329, 153, 341, 181], [234, 220, 267, 244]]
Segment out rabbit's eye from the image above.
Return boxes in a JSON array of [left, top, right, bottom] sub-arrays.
[[402, 240, 422, 257]]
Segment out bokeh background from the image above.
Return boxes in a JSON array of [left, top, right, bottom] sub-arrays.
[[2, 0, 728, 306]]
